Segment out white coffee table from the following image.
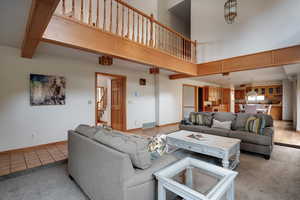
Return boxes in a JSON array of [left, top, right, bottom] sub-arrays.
[[167, 130, 241, 169], [155, 157, 238, 200]]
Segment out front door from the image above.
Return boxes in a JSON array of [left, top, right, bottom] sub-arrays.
[[111, 78, 124, 130]]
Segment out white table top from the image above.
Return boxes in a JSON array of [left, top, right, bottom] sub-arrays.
[[167, 130, 241, 151]]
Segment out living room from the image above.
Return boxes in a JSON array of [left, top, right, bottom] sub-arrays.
[[0, 0, 300, 200]]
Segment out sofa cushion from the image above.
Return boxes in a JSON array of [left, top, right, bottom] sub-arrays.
[[255, 113, 273, 127], [75, 124, 100, 138], [94, 129, 152, 169], [202, 128, 230, 137], [232, 113, 254, 130], [211, 119, 232, 130], [229, 130, 272, 146], [214, 112, 236, 122]]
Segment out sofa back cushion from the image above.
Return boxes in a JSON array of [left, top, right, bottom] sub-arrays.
[[189, 112, 213, 127], [232, 113, 254, 130], [255, 113, 273, 127], [75, 124, 100, 139], [94, 129, 152, 170]]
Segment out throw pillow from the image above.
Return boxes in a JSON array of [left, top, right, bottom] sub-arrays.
[[147, 135, 167, 160], [245, 116, 266, 135], [211, 119, 232, 130], [189, 112, 212, 126]]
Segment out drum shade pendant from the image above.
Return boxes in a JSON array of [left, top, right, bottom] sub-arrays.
[[224, 0, 237, 24]]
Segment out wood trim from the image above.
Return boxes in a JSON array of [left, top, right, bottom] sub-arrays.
[[0, 141, 67, 154], [43, 15, 198, 75], [170, 45, 300, 79], [95, 72, 127, 131], [126, 122, 180, 132], [21, 0, 60, 58]]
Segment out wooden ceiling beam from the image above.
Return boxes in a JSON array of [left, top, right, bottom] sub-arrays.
[[21, 0, 60, 58], [42, 15, 198, 75], [170, 45, 300, 79]]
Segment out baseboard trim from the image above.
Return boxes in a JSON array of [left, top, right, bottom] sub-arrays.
[[0, 159, 67, 181], [274, 142, 300, 149], [0, 140, 68, 154], [127, 122, 180, 132]]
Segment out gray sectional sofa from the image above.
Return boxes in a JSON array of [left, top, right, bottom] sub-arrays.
[[180, 112, 274, 159], [68, 126, 178, 200]]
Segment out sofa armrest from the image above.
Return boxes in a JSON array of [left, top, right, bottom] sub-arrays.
[[124, 154, 178, 188], [263, 127, 274, 142]]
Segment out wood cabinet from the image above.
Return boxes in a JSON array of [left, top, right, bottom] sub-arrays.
[[234, 90, 245, 100], [204, 87, 230, 112], [270, 106, 282, 120]]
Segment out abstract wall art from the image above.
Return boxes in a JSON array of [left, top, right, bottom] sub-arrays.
[[30, 74, 66, 106]]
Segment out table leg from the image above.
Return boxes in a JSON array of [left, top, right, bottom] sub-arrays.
[[226, 182, 235, 200], [222, 154, 230, 169], [185, 167, 193, 188], [158, 182, 166, 200]]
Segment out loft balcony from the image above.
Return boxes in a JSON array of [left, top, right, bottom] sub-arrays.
[[22, 0, 198, 75]]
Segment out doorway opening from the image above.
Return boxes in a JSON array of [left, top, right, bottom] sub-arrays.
[[95, 72, 126, 131], [182, 85, 204, 119]]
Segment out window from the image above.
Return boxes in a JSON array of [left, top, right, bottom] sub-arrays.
[[247, 96, 256, 101], [257, 95, 265, 101], [247, 95, 265, 102]]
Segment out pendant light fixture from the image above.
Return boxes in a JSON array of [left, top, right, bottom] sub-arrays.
[[224, 0, 237, 24]]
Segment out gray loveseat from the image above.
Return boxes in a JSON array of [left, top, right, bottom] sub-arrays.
[[68, 126, 178, 200], [180, 112, 274, 159]]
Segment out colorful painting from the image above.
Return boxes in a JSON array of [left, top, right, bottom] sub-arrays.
[[30, 74, 66, 106]]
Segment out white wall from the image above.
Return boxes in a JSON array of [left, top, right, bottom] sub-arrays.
[[157, 74, 218, 125], [0, 45, 156, 151], [297, 74, 300, 131], [158, 0, 189, 37], [282, 79, 293, 121], [191, 0, 300, 63]]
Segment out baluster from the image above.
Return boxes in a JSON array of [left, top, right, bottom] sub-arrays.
[[96, 0, 100, 27], [142, 17, 144, 45], [116, 1, 119, 34], [110, 0, 112, 32], [132, 12, 135, 41], [88, 0, 92, 25], [72, 0, 75, 17], [137, 15, 140, 43], [80, 0, 83, 21], [103, 0, 107, 30], [62, 0, 66, 15], [150, 14, 154, 47], [127, 7, 130, 38], [121, 5, 124, 36], [194, 40, 197, 63], [146, 19, 149, 46]]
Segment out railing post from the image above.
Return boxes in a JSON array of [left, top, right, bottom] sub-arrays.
[[150, 14, 154, 47], [194, 40, 197, 63]]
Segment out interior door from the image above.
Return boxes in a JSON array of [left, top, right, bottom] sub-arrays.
[[111, 78, 124, 131]]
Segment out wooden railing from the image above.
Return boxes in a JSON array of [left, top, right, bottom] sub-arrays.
[[55, 0, 197, 63]]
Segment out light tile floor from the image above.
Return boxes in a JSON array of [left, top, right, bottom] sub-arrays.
[[0, 142, 67, 176]]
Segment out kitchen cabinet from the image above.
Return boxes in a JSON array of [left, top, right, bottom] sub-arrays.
[[234, 90, 245, 100]]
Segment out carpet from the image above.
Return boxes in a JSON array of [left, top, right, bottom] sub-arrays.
[[0, 145, 299, 200]]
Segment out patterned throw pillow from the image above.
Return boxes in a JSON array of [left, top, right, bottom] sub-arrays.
[[147, 135, 167, 160], [189, 113, 208, 126], [245, 116, 266, 135]]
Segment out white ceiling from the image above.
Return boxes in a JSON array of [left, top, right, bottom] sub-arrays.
[[195, 65, 300, 87]]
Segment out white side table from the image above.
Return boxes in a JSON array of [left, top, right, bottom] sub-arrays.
[[155, 157, 238, 200]]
